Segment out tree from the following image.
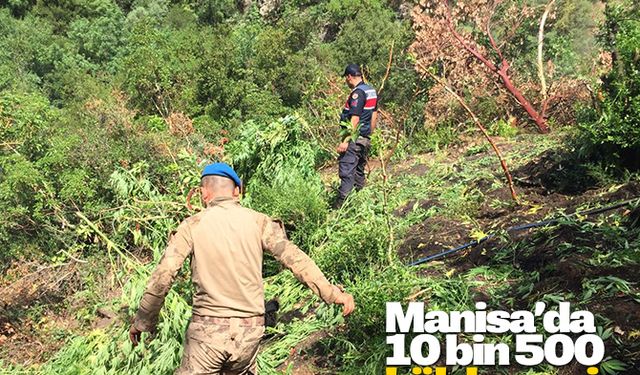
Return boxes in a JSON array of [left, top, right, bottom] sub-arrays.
[[193, 0, 239, 25], [581, 0, 640, 152], [67, 0, 125, 67], [118, 20, 201, 117], [411, 0, 550, 133]]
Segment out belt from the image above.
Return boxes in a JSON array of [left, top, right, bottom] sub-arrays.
[[191, 315, 265, 327]]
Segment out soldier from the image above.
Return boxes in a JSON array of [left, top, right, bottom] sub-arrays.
[[335, 63, 378, 208], [129, 162, 355, 374]]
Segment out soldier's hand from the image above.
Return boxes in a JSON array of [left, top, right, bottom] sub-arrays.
[[129, 325, 142, 346], [334, 290, 355, 316], [336, 142, 349, 153]]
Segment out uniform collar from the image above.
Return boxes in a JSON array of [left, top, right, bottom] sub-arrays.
[[351, 81, 366, 92], [206, 196, 239, 208]]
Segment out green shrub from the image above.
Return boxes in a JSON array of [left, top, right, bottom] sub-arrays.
[[138, 115, 167, 132], [489, 118, 518, 138], [227, 116, 327, 247], [192, 115, 222, 139], [67, 0, 125, 67], [331, 4, 410, 84], [310, 188, 391, 280], [0, 92, 56, 259], [580, 1, 640, 152], [410, 121, 460, 153], [246, 167, 328, 247], [118, 20, 201, 116]]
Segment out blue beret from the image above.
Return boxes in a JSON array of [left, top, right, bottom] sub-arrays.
[[201, 162, 242, 187]]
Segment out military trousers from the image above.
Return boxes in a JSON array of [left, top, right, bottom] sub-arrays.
[[337, 139, 369, 205], [176, 316, 265, 375]]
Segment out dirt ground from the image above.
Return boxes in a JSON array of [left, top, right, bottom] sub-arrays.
[[276, 331, 332, 375], [0, 261, 79, 365], [0, 260, 122, 367], [398, 147, 640, 266]]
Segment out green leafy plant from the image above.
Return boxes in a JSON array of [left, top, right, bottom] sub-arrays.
[[579, 1, 640, 155], [599, 358, 628, 375]]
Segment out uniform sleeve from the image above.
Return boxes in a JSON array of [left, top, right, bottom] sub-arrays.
[[347, 89, 366, 117], [133, 220, 194, 332], [261, 218, 339, 304]]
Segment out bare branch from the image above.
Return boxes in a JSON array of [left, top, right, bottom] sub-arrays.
[[538, 0, 555, 117], [378, 40, 395, 95], [445, 1, 498, 72]]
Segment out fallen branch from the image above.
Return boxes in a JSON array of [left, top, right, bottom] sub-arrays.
[[58, 249, 88, 264], [405, 288, 430, 301], [0, 141, 21, 147], [75, 211, 142, 272]]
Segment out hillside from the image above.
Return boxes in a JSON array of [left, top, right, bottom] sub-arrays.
[[2, 130, 639, 374], [1, 0, 639, 374]]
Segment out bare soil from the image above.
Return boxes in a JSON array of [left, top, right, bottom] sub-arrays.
[[0, 260, 122, 367], [0, 261, 80, 365], [275, 331, 332, 374]]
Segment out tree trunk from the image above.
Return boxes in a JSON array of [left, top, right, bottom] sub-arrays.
[[538, 0, 555, 118], [497, 67, 550, 133]]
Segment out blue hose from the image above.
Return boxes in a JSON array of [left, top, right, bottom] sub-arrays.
[[408, 197, 639, 267], [407, 234, 494, 266]]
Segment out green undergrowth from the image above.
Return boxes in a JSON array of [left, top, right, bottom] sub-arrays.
[[305, 131, 639, 374], [5, 126, 639, 374], [2, 0, 639, 372], [391, 133, 564, 227]]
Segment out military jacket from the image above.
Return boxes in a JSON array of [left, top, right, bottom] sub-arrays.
[[133, 196, 339, 331]]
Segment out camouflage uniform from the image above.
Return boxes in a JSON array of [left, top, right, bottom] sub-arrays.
[[133, 196, 340, 374], [177, 317, 264, 375]]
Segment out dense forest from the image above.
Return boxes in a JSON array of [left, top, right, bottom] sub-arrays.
[[0, 0, 639, 374]]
